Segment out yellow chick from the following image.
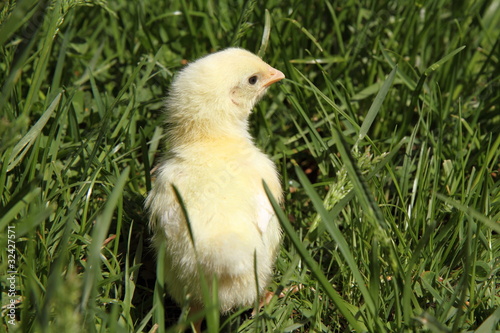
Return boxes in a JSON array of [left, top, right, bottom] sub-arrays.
[[145, 48, 285, 324]]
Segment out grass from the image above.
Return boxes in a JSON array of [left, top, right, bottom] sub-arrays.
[[1, 0, 499, 332]]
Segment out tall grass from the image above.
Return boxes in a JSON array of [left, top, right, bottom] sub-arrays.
[[1, 0, 499, 332]]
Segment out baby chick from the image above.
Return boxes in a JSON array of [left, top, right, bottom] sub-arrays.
[[146, 48, 285, 327]]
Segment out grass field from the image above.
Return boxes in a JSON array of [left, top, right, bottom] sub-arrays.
[[1, 0, 499, 332]]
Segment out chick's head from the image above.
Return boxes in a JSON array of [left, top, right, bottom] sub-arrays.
[[166, 48, 284, 138]]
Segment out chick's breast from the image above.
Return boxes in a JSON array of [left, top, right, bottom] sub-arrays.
[[149, 140, 282, 312]]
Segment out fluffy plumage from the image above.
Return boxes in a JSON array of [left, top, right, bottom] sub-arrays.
[[145, 48, 284, 314]]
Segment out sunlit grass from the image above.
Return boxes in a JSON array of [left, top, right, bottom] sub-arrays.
[[1, 0, 499, 332]]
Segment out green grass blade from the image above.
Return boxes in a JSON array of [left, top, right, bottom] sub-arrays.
[[331, 129, 388, 231], [0, 0, 43, 46], [257, 9, 271, 57], [7, 92, 62, 171], [294, 165, 377, 318], [264, 181, 366, 332], [21, 0, 62, 117], [152, 242, 166, 333], [435, 193, 500, 233], [0, 182, 39, 230], [80, 167, 130, 311], [355, 65, 397, 146], [474, 307, 500, 333], [424, 46, 466, 75]]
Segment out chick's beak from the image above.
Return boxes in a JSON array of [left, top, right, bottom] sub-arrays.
[[263, 66, 285, 87]]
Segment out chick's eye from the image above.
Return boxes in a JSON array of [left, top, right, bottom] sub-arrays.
[[248, 75, 258, 85]]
